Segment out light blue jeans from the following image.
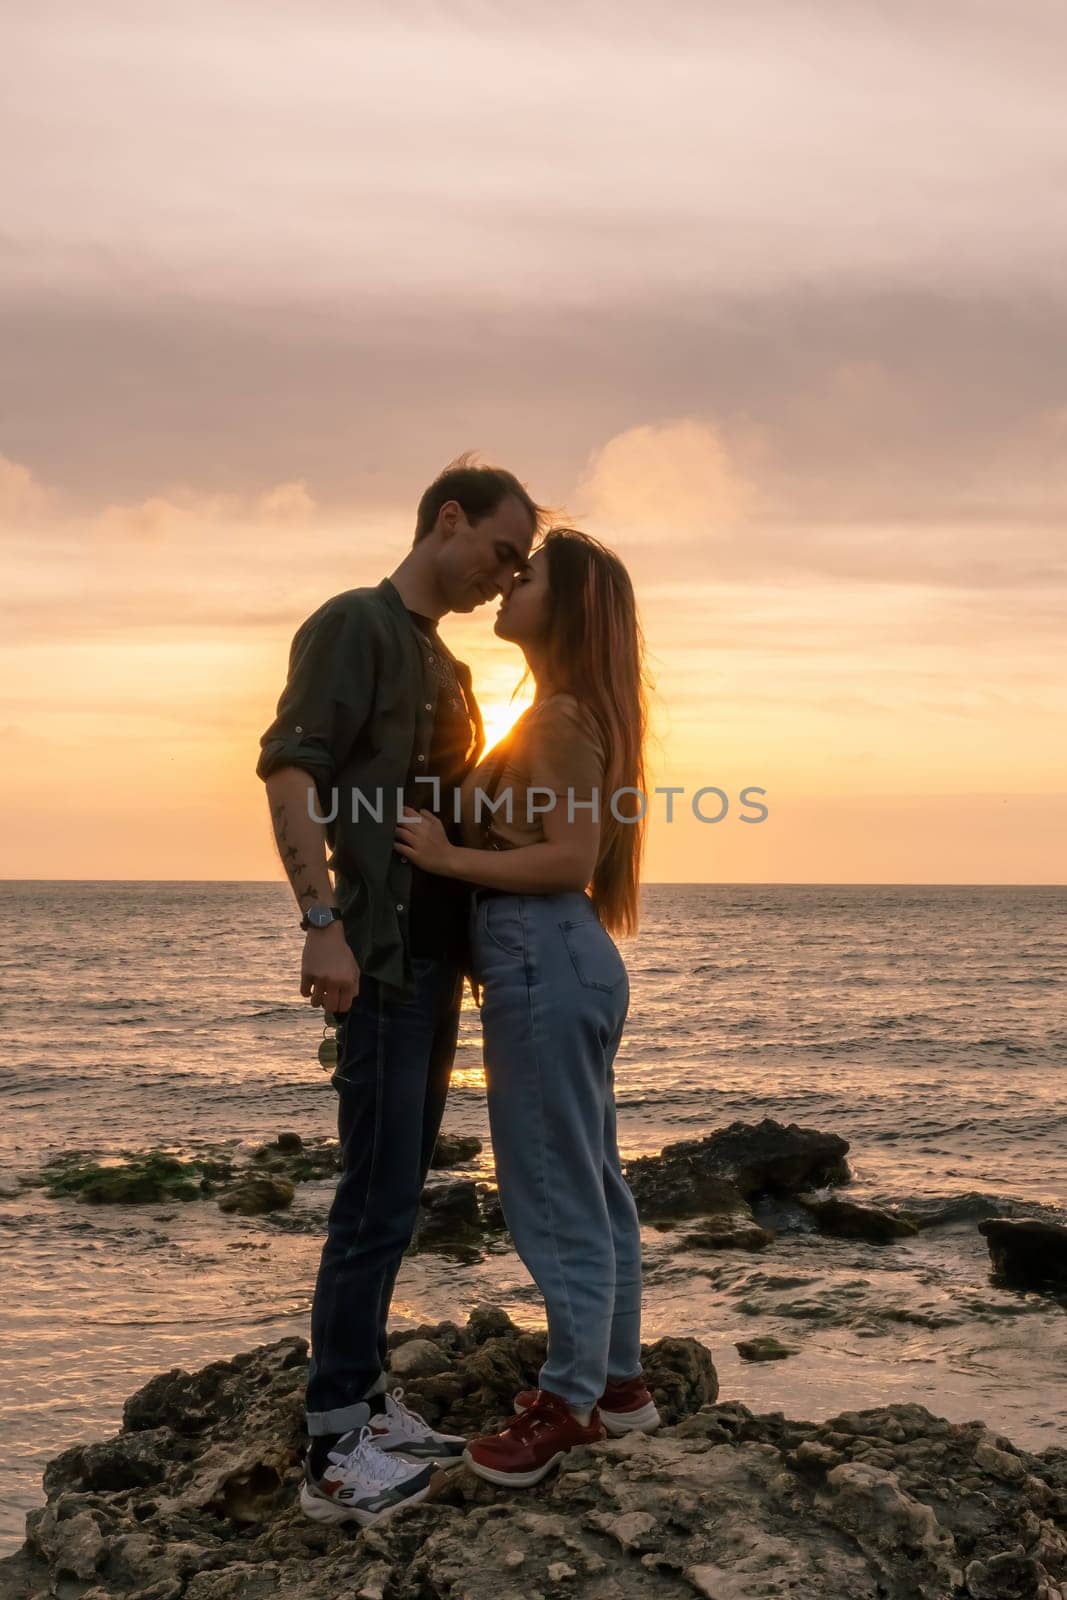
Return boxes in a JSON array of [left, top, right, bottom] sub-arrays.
[[470, 886, 644, 1410]]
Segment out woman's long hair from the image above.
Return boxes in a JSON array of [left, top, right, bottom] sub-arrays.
[[539, 527, 650, 937]]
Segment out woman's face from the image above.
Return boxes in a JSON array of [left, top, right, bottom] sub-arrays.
[[494, 546, 550, 645]]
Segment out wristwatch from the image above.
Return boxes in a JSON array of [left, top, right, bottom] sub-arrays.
[[300, 905, 344, 931]]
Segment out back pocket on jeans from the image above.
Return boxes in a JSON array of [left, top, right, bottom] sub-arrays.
[[560, 918, 626, 991]]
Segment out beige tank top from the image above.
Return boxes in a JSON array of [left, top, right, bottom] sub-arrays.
[[459, 692, 607, 852]]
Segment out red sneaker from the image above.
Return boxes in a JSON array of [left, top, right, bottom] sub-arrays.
[[463, 1390, 607, 1486], [513, 1373, 661, 1437]]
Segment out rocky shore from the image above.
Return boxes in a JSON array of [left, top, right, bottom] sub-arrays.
[[6, 1117, 1066, 1597], [2, 1307, 1065, 1600], [19, 1117, 1067, 1291]]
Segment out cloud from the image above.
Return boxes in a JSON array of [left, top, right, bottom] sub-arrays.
[[959, 404, 1067, 519], [88, 479, 317, 544], [573, 419, 761, 541], [3, 2, 1066, 306], [257, 480, 315, 521], [0, 458, 378, 642], [0, 455, 51, 520], [3, 1, 1066, 536], [4, 283, 1063, 532], [571, 408, 1067, 594]]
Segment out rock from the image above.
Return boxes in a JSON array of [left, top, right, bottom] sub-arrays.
[[389, 1319, 469, 1357], [640, 1336, 719, 1422], [35, 1137, 342, 1211], [736, 1335, 797, 1362], [466, 1304, 516, 1345], [585, 1509, 659, 1550], [625, 1165, 748, 1224], [31, 1507, 106, 1581], [974, 1442, 1029, 1483], [979, 1218, 1067, 1292], [171, 1440, 294, 1522], [430, 1133, 483, 1168], [964, 1549, 1046, 1598], [624, 1117, 851, 1222], [412, 1179, 483, 1252], [39, 1151, 233, 1205], [43, 1428, 177, 1494], [355, 1559, 393, 1598], [390, 1339, 451, 1379], [184, 1561, 282, 1598], [5, 1329, 1066, 1600], [248, 1136, 339, 1183], [476, 1184, 508, 1233], [796, 1192, 919, 1242], [217, 1176, 295, 1215], [122, 1336, 306, 1434], [700, 1118, 853, 1194], [792, 1439, 843, 1469], [818, 1458, 960, 1590], [104, 1535, 208, 1593]]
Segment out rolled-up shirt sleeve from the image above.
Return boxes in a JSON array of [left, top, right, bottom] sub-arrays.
[[255, 600, 372, 789]]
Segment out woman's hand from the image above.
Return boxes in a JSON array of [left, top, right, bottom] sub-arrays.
[[394, 807, 458, 876]]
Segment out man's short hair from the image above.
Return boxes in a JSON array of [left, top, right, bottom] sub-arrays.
[[414, 452, 548, 543]]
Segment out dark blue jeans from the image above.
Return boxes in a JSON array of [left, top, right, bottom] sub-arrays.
[[305, 955, 463, 1437]]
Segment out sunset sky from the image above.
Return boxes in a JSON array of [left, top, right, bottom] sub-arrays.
[[2, 2, 1064, 883]]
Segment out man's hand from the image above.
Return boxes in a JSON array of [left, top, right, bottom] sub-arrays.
[[301, 922, 360, 1014]]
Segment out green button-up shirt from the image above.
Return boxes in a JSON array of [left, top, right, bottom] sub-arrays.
[[255, 577, 484, 999]]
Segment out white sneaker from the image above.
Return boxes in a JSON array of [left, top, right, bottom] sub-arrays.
[[299, 1424, 437, 1527], [367, 1386, 467, 1470]]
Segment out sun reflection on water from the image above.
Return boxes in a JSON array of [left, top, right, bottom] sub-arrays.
[[450, 1063, 487, 1092]]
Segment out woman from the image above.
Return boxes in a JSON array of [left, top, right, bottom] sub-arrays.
[[394, 526, 661, 1487]]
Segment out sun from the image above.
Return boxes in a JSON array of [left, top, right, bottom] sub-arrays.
[[479, 692, 532, 753]]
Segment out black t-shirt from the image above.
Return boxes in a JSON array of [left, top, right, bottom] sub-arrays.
[[405, 611, 477, 960]]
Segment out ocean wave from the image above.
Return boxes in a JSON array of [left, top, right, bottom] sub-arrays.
[[874, 1191, 1065, 1227]]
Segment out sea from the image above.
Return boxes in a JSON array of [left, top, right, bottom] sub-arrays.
[[0, 880, 1064, 1554]]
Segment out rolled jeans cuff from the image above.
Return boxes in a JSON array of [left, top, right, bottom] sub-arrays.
[[306, 1371, 388, 1437]]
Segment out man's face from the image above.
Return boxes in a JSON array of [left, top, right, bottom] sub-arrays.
[[436, 495, 535, 613]]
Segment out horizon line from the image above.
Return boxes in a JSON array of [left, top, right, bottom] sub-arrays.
[[0, 878, 1063, 889]]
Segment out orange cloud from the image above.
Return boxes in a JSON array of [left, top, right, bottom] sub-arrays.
[[88, 480, 318, 545], [0, 455, 51, 521], [574, 418, 761, 541]]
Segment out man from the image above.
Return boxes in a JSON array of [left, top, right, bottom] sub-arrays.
[[256, 455, 542, 1526]]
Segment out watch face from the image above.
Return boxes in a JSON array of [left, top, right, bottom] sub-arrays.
[[307, 906, 332, 928]]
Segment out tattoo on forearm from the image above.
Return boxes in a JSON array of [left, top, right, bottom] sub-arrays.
[[270, 798, 321, 906]]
